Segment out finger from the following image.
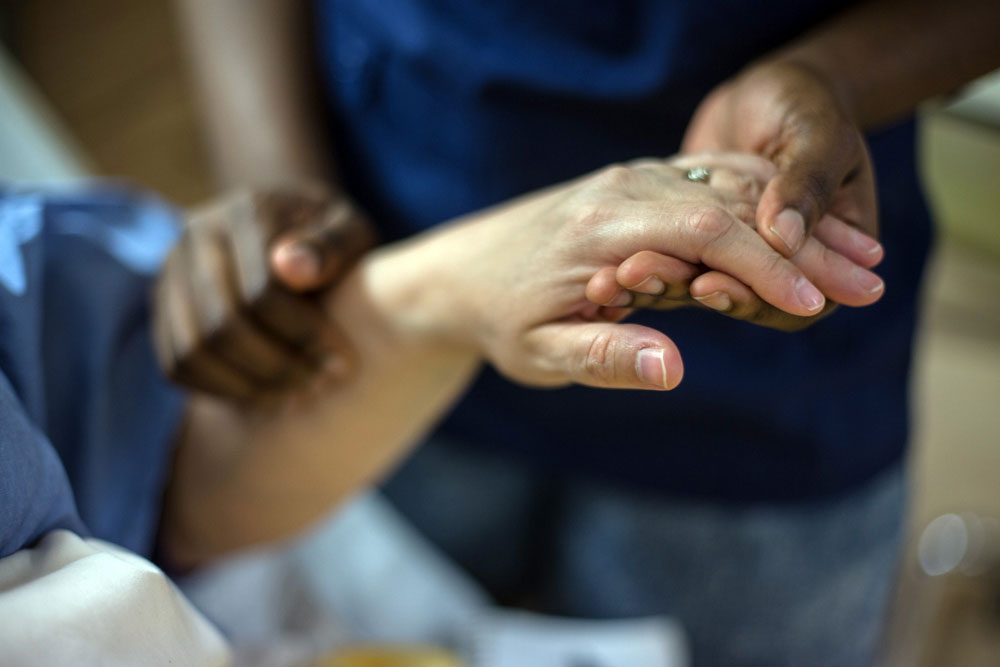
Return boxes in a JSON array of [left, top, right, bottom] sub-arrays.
[[586, 266, 633, 307], [704, 169, 764, 202], [270, 200, 376, 292], [224, 195, 357, 371], [688, 271, 834, 331], [812, 214, 883, 268], [216, 310, 319, 387], [173, 348, 260, 401], [522, 321, 684, 391], [789, 235, 885, 308], [244, 285, 355, 370], [586, 252, 701, 311], [690, 271, 762, 318], [616, 250, 700, 298], [158, 251, 259, 399], [184, 219, 324, 388], [611, 250, 704, 311], [186, 217, 319, 386], [756, 124, 867, 256], [627, 202, 826, 317]]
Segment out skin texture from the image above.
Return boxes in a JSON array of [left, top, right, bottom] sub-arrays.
[[598, 0, 1000, 318], [685, 61, 878, 260], [583, 153, 884, 331]]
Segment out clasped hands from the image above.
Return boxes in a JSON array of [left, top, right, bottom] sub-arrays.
[[154, 154, 883, 398], [154, 60, 885, 398]]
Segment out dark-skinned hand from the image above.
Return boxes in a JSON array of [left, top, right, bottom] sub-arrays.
[[153, 185, 375, 402], [586, 62, 886, 331]]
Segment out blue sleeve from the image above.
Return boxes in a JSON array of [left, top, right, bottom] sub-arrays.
[[0, 370, 85, 558], [0, 186, 185, 559]]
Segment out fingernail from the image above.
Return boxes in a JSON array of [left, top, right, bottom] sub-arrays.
[[275, 242, 320, 281], [636, 347, 674, 390], [633, 276, 666, 295], [854, 266, 884, 294], [769, 209, 805, 254], [602, 290, 632, 308], [795, 276, 825, 312], [693, 291, 733, 312], [851, 229, 883, 256]]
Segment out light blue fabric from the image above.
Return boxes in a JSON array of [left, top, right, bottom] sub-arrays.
[[0, 195, 42, 294], [46, 189, 178, 274], [0, 186, 184, 558]]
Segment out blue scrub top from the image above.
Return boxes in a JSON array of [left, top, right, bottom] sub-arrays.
[[0, 187, 183, 558], [314, 0, 933, 501]]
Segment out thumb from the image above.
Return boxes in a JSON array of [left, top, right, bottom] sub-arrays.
[[757, 127, 862, 257], [270, 202, 375, 292], [523, 321, 684, 391]]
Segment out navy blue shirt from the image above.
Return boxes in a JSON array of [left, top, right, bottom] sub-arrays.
[[314, 0, 933, 501], [0, 187, 183, 558]]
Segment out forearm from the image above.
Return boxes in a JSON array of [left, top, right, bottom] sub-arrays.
[[163, 239, 481, 567], [771, 0, 1000, 128], [162, 155, 837, 564], [175, 0, 335, 187]]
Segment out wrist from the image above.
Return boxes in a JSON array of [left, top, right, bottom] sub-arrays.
[[757, 50, 859, 125], [331, 233, 482, 358], [744, 56, 860, 124]]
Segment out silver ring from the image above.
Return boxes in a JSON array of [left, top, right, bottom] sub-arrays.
[[685, 167, 712, 183]]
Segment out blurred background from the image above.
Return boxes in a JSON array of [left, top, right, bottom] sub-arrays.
[[1, 0, 998, 663]]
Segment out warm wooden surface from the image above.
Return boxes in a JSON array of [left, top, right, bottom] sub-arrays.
[[13, 0, 213, 205]]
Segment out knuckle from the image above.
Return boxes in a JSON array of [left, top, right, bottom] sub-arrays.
[[194, 306, 228, 348], [172, 353, 208, 388], [817, 243, 841, 272], [238, 263, 279, 309], [688, 207, 735, 248], [583, 331, 619, 385], [731, 202, 758, 226], [762, 252, 791, 282], [236, 277, 268, 312], [741, 300, 773, 325], [737, 174, 761, 199], [594, 164, 635, 191], [832, 121, 860, 152], [801, 169, 835, 209], [569, 200, 615, 235]]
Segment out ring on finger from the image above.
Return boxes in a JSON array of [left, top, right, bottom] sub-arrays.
[[685, 167, 712, 184]]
